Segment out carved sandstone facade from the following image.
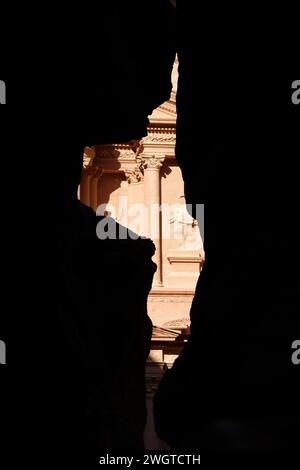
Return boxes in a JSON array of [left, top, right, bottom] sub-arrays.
[[80, 58, 204, 343], [80, 97, 203, 330], [79, 59, 204, 447]]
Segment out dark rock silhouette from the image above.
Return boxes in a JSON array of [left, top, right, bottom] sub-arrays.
[[154, 4, 300, 450], [38, 3, 176, 461], [6, 0, 299, 463], [53, 154, 157, 457]]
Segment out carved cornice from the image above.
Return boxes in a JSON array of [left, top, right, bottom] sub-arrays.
[[96, 148, 135, 160], [149, 288, 195, 297], [94, 141, 142, 162], [167, 255, 204, 265], [147, 126, 176, 133], [155, 101, 176, 114]]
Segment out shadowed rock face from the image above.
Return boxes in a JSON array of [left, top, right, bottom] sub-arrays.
[[20, 0, 299, 459], [55, 197, 156, 454], [50, 144, 158, 458], [45, 2, 175, 459], [28, 0, 176, 148], [153, 6, 300, 450]]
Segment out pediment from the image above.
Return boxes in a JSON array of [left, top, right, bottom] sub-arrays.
[[148, 96, 176, 125], [152, 326, 179, 339]]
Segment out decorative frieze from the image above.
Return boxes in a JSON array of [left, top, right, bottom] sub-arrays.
[[162, 318, 190, 329], [148, 296, 193, 303], [143, 130, 176, 144]]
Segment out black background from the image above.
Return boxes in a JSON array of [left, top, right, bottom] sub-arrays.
[[0, 1, 299, 467]]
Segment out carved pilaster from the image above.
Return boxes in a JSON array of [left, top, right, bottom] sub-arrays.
[[89, 165, 103, 211], [80, 147, 97, 206], [90, 165, 104, 179], [140, 154, 165, 287]]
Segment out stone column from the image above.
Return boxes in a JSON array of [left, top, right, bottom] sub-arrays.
[[80, 170, 92, 206], [141, 155, 165, 287]]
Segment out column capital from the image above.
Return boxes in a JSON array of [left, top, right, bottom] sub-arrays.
[[83, 146, 96, 170], [124, 167, 143, 184], [83, 147, 104, 178], [140, 154, 165, 171]]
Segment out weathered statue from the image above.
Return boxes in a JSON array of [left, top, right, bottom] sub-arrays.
[[169, 195, 204, 252]]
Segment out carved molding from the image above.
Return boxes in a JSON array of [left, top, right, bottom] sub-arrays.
[[143, 127, 176, 145], [94, 141, 142, 162], [95, 148, 135, 160], [147, 127, 176, 133], [153, 101, 176, 115], [167, 255, 204, 265], [144, 133, 176, 144], [162, 318, 190, 329], [148, 297, 192, 303], [119, 150, 138, 160]]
